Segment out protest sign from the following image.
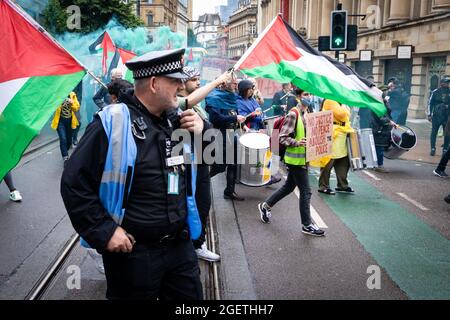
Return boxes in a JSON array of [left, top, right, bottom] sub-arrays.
[[305, 111, 333, 162]]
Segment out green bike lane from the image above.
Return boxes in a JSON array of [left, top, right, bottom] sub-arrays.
[[310, 170, 450, 300]]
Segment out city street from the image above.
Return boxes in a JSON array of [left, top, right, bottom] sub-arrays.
[[0, 122, 448, 300]]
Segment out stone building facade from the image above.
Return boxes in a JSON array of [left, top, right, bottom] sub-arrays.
[[228, 0, 258, 59]]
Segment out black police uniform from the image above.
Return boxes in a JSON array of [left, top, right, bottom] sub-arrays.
[[429, 84, 450, 152], [60, 49, 203, 300]]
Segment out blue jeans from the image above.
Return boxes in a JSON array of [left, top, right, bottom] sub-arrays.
[[376, 146, 384, 167], [56, 117, 73, 158]]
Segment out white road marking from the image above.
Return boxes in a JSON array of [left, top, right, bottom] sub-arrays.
[[281, 174, 328, 229], [396, 193, 430, 211], [362, 170, 381, 181], [294, 188, 329, 229]]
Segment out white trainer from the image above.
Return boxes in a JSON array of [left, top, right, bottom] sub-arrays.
[[9, 190, 22, 202], [195, 243, 220, 262], [87, 249, 105, 274]]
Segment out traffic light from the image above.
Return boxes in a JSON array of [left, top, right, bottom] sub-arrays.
[[330, 10, 348, 50]]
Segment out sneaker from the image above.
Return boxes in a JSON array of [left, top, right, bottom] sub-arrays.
[[374, 167, 389, 173], [87, 249, 105, 274], [9, 190, 22, 202], [335, 187, 355, 193], [63, 156, 69, 168], [258, 202, 272, 224], [195, 243, 220, 262], [267, 175, 282, 186], [224, 192, 245, 201], [433, 170, 448, 178], [318, 188, 336, 195], [302, 223, 325, 237], [73, 139, 78, 146], [445, 195, 450, 204], [430, 149, 436, 156]]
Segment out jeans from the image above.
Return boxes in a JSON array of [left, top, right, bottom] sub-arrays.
[[193, 164, 211, 249], [102, 239, 203, 300], [56, 117, 73, 158], [437, 148, 450, 172], [376, 146, 384, 167], [266, 165, 312, 226]]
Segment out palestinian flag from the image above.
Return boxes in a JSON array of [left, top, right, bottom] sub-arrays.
[[107, 47, 137, 83], [235, 15, 386, 116], [0, 0, 86, 179], [89, 31, 116, 75]]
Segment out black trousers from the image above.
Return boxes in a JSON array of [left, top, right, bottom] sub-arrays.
[[193, 164, 211, 249], [437, 147, 450, 172], [210, 133, 238, 196], [102, 239, 203, 300], [266, 165, 312, 226], [430, 116, 450, 151]]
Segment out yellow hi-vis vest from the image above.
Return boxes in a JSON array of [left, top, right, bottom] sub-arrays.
[[284, 109, 306, 166]]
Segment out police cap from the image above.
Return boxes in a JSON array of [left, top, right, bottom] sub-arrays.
[[126, 48, 189, 80]]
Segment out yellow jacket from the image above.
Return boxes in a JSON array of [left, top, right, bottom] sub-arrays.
[[311, 99, 355, 167], [51, 92, 80, 130]]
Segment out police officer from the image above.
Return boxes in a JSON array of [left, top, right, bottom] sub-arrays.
[[61, 49, 205, 300], [429, 77, 450, 156]]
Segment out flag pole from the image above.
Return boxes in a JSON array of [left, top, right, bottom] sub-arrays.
[[86, 71, 108, 89]]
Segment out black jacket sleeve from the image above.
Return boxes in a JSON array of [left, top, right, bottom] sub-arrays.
[[93, 87, 108, 109], [60, 118, 117, 251]]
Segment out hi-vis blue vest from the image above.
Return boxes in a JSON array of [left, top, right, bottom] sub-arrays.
[[81, 103, 137, 248]]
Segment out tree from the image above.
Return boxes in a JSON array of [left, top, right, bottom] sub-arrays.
[[42, 0, 68, 34], [43, 0, 144, 34]]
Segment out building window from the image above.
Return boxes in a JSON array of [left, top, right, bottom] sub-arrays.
[[147, 0, 153, 3], [249, 24, 256, 35], [147, 14, 153, 26]]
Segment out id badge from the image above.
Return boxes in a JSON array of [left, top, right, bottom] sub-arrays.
[[168, 172, 180, 195]]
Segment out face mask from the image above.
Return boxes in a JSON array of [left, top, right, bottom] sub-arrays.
[[301, 97, 313, 108]]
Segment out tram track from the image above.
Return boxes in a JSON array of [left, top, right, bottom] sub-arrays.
[[26, 234, 79, 300]]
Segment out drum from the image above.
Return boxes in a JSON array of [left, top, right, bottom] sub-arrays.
[[384, 125, 417, 160], [347, 129, 378, 170], [347, 132, 364, 171], [238, 132, 272, 187], [359, 129, 379, 169]]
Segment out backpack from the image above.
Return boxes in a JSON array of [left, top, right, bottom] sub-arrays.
[[271, 108, 300, 161]]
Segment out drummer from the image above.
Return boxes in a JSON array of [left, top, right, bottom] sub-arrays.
[[237, 79, 265, 132]]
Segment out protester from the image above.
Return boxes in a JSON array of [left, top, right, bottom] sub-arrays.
[[247, 77, 264, 107], [2, 172, 22, 202], [72, 80, 83, 146], [51, 91, 80, 165], [177, 66, 233, 262], [93, 68, 123, 110], [371, 98, 398, 173], [258, 88, 325, 237], [271, 83, 296, 115], [433, 114, 450, 178], [206, 77, 246, 201], [61, 48, 205, 300], [428, 77, 450, 156], [237, 79, 264, 131], [107, 78, 133, 104], [317, 100, 355, 195]]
